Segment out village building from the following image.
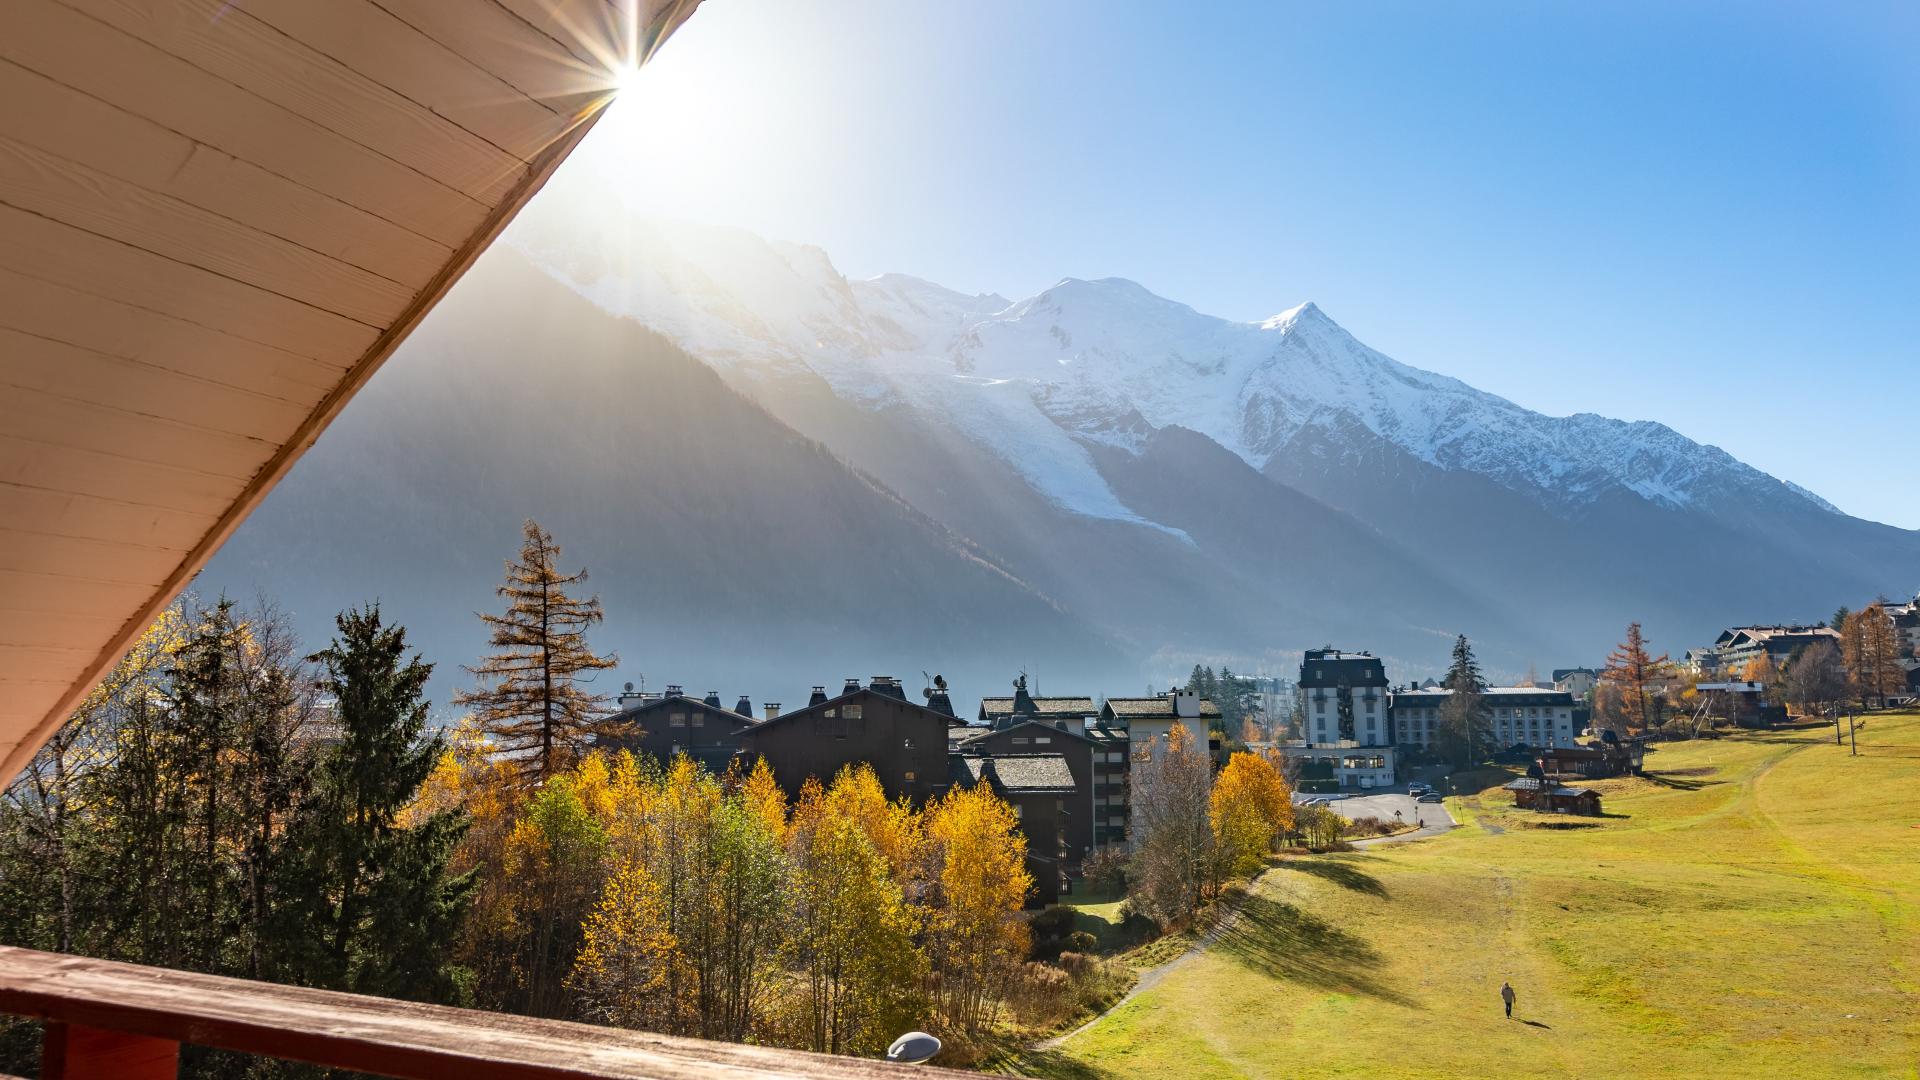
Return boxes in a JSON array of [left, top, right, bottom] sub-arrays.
[[1270, 649, 1396, 789], [1699, 624, 1841, 676], [948, 753, 1077, 905], [736, 676, 964, 803], [1536, 736, 1643, 779], [598, 684, 760, 774], [1096, 686, 1218, 842], [954, 678, 1101, 873], [1552, 668, 1600, 697], [1501, 777, 1604, 815], [1390, 686, 1579, 753]]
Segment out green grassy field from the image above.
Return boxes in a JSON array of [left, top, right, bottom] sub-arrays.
[[1033, 711, 1920, 1079]]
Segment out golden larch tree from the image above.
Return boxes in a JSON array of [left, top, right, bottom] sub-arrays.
[[1602, 622, 1670, 733], [456, 519, 618, 783]]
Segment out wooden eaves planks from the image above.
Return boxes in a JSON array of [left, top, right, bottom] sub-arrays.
[[0, 0, 704, 783]]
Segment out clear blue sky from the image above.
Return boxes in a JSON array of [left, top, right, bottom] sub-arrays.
[[598, 0, 1919, 527]]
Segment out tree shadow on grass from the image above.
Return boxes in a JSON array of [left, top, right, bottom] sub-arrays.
[[1274, 855, 1390, 899], [1213, 895, 1419, 1008], [999, 1047, 1115, 1079], [1640, 771, 1721, 791]]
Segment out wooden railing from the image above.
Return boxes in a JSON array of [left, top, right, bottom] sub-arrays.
[[0, 947, 977, 1079]]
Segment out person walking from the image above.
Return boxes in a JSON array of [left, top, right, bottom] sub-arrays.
[[1501, 980, 1516, 1019]]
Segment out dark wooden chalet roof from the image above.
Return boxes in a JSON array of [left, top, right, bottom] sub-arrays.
[[743, 685, 966, 735]]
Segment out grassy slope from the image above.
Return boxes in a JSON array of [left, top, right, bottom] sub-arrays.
[[1042, 712, 1920, 1079]]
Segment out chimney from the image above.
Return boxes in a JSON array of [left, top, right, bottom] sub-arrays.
[[762, 702, 781, 721], [1172, 685, 1200, 718], [665, 684, 684, 698], [870, 676, 906, 700], [842, 678, 861, 696], [810, 686, 829, 707], [735, 695, 753, 717], [703, 690, 722, 708], [923, 688, 955, 717], [1012, 676, 1037, 718]]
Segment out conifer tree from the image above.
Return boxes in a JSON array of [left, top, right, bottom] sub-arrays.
[[270, 606, 474, 1003], [1435, 634, 1491, 766], [1840, 603, 1904, 708], [1602, 622, 1670, 733], [457, 519, 619, 782]]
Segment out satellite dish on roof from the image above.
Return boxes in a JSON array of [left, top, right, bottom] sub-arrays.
[[624, 682, 634, 693], [886, 1031, 942, 1065]]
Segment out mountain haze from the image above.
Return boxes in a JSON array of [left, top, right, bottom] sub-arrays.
[[202, 200, 1918, 705]]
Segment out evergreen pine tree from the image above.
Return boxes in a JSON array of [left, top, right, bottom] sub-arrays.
[[1435, 634, 1491, 766], [456, 519, 619, 782], [271, 606, 475, 1003]]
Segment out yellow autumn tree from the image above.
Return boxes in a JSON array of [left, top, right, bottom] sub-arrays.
[[821, 763, 922, 883], [1209, 751, 1294, 877], [921, 783, 1031, 1034], [569, 855, 682, 1030], [788, 814, 925, 1055]]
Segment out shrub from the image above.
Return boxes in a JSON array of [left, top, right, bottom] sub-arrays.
[[1065, 930, 1098, 953], [1342, 814, 1396, 838]]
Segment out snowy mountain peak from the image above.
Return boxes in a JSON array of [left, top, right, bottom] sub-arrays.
[[1259, 300, 1327, 330], [511, 212, 1848, 527]]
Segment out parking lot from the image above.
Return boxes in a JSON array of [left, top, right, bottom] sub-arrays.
[[1293, 789, 1455, 835]]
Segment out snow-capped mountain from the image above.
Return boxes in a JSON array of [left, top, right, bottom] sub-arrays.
[[512, 213, 1834, 532], [490, 202, 1915, 676]]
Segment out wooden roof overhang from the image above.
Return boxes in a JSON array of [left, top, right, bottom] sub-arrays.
[[0, 0, 702, 783]]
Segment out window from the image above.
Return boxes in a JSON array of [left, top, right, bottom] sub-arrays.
[[1035, 736, 1051, 745], [1012, 804, 1023, 819], [669, 712, 687, 728], [904, 771, 916, 782], [902, 737, 914, 749], [691, 712, 705, 728], [844, 704, 863, 720], [1013, 736, 1030, 746]]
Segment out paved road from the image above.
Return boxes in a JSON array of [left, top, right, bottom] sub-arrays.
[[1297, 791, 1458, 846]]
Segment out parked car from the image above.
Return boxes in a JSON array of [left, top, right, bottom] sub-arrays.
[[1407, 783, 1431, 796], [1418, 792, 1444, 803]]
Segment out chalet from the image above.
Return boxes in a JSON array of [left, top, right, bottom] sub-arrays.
[[955, 679, 1100, 871], [596, 684, 759, 774], [736, 676, 965, 803], [1536, 738, 1642, 779], [949, 753, 1077, 905], [1501, 777, 1603, 816]]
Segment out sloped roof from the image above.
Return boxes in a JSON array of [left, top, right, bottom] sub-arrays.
[[954, 717, 1095, 747], [977, 696, 1096, 720], [948, 752, 1077, 794], [1103, 696, 1222, 719], [0, 0, 703, 783]]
